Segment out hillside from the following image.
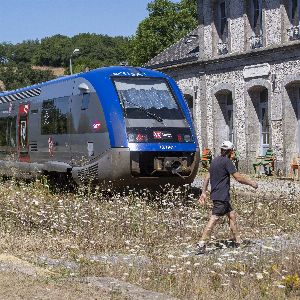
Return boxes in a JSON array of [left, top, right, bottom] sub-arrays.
[[31, 66, 65, 77], [0, 33, 129, 90]]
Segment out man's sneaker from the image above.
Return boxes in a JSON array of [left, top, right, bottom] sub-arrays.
[[195, 242, 206, 255], [234, 239, 251, 248], [233, 242, 241, 248]]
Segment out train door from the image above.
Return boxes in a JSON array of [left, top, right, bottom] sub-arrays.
[[18, 103, 30, 162], [69, 94, 89, 166], [40, 97, 71, 163]]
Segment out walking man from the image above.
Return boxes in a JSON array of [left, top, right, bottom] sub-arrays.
[[197, 141, 258, 254]]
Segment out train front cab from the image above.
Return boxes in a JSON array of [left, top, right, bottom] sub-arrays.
[[111, 74, 200, 187]]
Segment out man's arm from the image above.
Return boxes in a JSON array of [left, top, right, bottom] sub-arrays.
[[232, 172, 258, 189], [199, 173, 210, 204]]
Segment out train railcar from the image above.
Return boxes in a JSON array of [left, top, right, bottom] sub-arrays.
[[0, 66, 199, 187]]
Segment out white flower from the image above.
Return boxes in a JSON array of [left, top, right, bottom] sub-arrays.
[[256, 273, 263, 280], [276, 285, 285, 289], [213, 263, 223, 267]]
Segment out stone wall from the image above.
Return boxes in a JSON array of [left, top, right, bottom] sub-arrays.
[[157, 1, 300, 174]]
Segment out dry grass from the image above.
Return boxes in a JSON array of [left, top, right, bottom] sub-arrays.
[[0, 177, 299, 299], [0, 272, 115, 300]]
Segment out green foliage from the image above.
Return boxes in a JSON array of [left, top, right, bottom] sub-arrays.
[[128, 0, 198, 66], [33, 34, 72, 67], [0, 33, 129, 89], [69, 33, 129, 72], [0, 62, 55, 91]]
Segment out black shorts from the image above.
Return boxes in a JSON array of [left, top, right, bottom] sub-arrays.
[[212, 200, 233, 216]]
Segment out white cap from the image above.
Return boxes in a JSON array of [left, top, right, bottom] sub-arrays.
[[221, 141, 234, 150]]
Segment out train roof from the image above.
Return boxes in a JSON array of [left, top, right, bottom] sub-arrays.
[[0, 66, 168, 99]]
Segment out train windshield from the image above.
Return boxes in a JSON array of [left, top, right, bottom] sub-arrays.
[[113, 77, 184, 120]]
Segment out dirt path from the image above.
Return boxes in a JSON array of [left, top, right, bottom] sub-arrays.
[[0, 254, 177, 300], [0, 272, 114, 300]]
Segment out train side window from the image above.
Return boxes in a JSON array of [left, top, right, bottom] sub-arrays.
[[81, 94, 90, 110], [8, 117, 16, 147], [0, 116, 16, 148], [41, 100, 55, 134], [55, 97, 68, 134], [0, 118, 7, 147], [41, 97, 68, 135]]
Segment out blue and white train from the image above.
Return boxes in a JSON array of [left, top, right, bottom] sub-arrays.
[[0, 66, 199, 187]]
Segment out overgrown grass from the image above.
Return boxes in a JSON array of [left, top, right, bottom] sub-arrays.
[[0, 178, 299, 299]]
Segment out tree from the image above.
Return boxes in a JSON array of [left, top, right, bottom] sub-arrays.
[[69, 33, 129, 72], [33, 34, 72, 67], [0, 62, 55, 90], [128, 0, 198, 66]]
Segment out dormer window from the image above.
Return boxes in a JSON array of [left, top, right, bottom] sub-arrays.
[[249, 0, 263, 49], [292, 0, 300, 25], [216, 0, 229, 55], [287, 0, 300, 40]]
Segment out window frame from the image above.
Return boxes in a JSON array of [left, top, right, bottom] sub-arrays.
[[252, 0, 263, 36], [290, 0, 300, 26], [111, 76, 186, 121]]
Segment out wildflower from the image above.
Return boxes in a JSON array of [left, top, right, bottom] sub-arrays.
[[276, 285, 285, 289], [256, 273, 264, 280], [213, 263, 223, 267]]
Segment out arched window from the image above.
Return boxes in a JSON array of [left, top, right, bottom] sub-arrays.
[[260, 89, 270, 152], [285, 82, 300, 156], [226, 93, 234, 142], [247, 86, 269, 156], [184, 94, 194, 119], [214, 90, 234, 150]]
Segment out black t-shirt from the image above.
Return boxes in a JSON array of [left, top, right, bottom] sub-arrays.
[[209, 155, 237, 202]]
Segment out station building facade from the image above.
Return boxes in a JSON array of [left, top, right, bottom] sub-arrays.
[[146, 0, 300, 174]]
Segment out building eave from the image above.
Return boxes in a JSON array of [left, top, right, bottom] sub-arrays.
[[151, 40, 300, 71]]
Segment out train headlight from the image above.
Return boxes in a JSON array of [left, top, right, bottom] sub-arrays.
[[128, 133, 148, 143], [184, 134, 191, 142], [128, 134, 136, 143], [177, 134, 192, 142]]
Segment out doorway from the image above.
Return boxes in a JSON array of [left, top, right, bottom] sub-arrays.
[[18, 103, 30, 162]]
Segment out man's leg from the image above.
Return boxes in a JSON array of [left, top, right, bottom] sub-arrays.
[[196, 215, 219, 254], [227, 210, 242, 244], [199, 215, 219, 242]]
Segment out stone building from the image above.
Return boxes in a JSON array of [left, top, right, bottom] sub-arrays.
[[146, 0, 300, 174]]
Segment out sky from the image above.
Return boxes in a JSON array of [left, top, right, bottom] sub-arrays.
[[0, 0, 180, 44]]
